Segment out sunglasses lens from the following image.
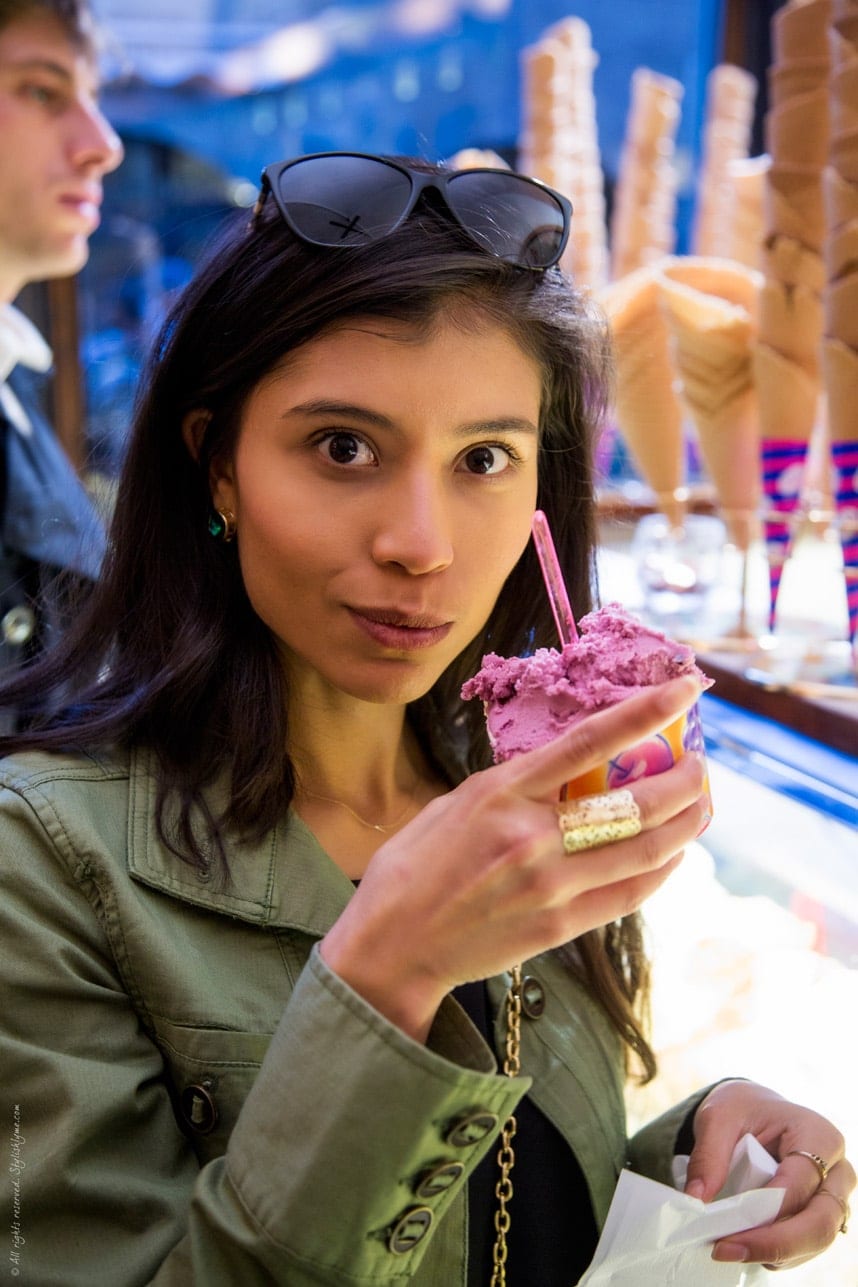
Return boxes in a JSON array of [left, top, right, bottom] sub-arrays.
[[274, 155, 413, 247], [446, 171, 567, 267]]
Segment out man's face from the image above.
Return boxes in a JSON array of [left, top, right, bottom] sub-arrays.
[[0, 10, 123, 301]]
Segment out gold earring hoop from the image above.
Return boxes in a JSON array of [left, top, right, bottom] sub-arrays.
[[208, 509, 237, 542]]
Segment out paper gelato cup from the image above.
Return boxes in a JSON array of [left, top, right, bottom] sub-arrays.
[[562, 700, 712, 824], [461, 606, 714, 825]]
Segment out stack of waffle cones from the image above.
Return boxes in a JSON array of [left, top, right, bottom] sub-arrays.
[[755, 0, 831, 631], [518, 17, 608, 288], [598, 256, 763, 542], [610, 68, 683, 279], [692, 64, 759, 258], [597, 264, 687, 528], [724, 154, 769, 269], [658, 257, 764, 552], [824, 0, 858, 653]]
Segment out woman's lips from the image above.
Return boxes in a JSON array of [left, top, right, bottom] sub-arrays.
[[347, 607, 453, 650]]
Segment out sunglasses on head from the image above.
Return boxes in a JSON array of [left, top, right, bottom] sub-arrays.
[[254, 151, 573, 270]]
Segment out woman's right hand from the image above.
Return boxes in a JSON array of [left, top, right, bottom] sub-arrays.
[[320, 674, 709, 1042]]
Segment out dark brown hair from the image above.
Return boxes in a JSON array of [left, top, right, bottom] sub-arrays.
[[0, 0, 96, 51], [0, 176, 655, 1077]]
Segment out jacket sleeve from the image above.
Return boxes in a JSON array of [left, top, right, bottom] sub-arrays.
[[626, 1085, 724, 1186], [0, 787, 529, 1286]]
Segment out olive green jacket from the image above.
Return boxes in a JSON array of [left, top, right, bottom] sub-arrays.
[[0, 746, 698, 1285]]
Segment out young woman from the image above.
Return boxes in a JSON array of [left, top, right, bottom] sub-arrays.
[[0, 153, 852, 1285]]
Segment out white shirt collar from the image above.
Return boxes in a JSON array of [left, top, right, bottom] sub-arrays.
[[0, 304, 53, 436]]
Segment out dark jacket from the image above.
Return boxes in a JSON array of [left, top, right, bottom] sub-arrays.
[[0, 364, 105, 726]]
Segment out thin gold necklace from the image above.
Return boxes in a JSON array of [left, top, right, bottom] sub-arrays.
[[300, 785, 420, 834]]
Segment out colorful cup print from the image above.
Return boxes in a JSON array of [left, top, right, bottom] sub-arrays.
[[562, 701, 712, 825]]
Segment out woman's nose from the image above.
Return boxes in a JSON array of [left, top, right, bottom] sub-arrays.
[[370, 475, 454, 575]]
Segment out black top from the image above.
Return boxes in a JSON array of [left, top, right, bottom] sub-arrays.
[[453, 980, 599, 1286]]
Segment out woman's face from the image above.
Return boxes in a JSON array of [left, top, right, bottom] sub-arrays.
[[210, 313, 542, 708]]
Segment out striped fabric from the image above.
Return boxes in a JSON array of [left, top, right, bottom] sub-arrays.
[[761, 437, 809, 632], [832, 439, 858, 649]]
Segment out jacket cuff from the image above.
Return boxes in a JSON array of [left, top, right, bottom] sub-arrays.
[[627, 1082, 725, 1187], [224, 945, 530, 1282]]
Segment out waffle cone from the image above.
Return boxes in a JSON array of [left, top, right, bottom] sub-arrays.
[[831, 127, 858, 184], [765, 90, 830, 167], [826, 219, 858, 278], [832, 89, 858, 136], [768, 58, 830, 105], [823, 164, 858, 228], [759, 280, 822, 373], [598, 266, 686, 522], [659, 277, 756, 415], [832, 10, 858, 48], [726, 155, 768, 267], [765, 163, 826, 249], [822, 337, 858, 442], [825, 273, 858, 349], [773, 0, 833, 62], [759, 236, 825, 291], [829, 25, 858, 74], [694, 389, 760, 548], [659, 255, 762, 315], [754, 342, 819, 442], [657, 275, 760, 546]]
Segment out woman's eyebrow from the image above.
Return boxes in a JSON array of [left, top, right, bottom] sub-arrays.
[[286, 400, 538, 438], [452, 417, 539, 439], [286, 399, 393, 428]]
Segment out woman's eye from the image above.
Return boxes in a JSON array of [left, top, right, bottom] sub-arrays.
[[461, 444, 515, 476], [318, 431, 377, 467]]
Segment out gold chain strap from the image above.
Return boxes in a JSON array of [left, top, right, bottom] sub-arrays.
[[490, 963, 523, 1287]]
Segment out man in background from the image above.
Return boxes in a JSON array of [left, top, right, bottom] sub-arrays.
[[0, 0, 122, 726]]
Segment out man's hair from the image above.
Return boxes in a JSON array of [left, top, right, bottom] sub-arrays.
[[0, 0, 96, 51]]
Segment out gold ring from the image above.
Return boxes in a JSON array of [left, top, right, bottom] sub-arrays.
[[817, 1188, 850, 1234], [556, 789, 642, 854], [786, 1150, 830, 1185]]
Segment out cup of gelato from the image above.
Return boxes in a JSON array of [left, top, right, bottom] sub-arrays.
[[461, 604, 713, 811]]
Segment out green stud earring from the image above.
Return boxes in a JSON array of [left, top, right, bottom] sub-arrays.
[[208, 509, 236, 542]]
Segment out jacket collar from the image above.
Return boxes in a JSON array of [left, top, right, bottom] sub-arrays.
[[0, 304, 52, 437], [126, 745, 356, 936]]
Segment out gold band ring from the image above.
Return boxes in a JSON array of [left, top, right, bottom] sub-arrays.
[[785, 1150, 830, 1185], [556, 789, 642, 854], [817, 1188, 850, 1234]]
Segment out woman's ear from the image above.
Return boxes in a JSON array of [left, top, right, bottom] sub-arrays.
[[181, 409, 211, 463], [182, 410, 236, 513]]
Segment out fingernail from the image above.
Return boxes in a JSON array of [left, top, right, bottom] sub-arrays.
[[685, 1179, 705, 1200], [713, 1243, 748, 1263], [694, 810, 712, 838]]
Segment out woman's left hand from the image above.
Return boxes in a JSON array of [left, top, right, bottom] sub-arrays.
[[682, 1079, 855, 1270]]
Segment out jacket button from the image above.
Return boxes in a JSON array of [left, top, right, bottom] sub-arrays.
[[444, 1109, 499, 1148], [1, 605, 35, 646], [521, 975, 546, 1018], [414, 1160, 465, 1198], [388, 1206, 433, 1254], [180, 1080, 218, 1134]]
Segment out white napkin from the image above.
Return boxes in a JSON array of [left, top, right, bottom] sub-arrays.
[[578, 1134, 784, 1286]]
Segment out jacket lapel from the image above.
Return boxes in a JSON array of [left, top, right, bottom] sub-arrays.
[[126, 744, 355, 935]]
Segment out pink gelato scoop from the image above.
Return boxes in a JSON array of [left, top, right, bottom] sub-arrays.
[[461, 603, 711, 763]]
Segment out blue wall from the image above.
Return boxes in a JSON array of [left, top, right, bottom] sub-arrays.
[[105, 0, 724, 203]]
